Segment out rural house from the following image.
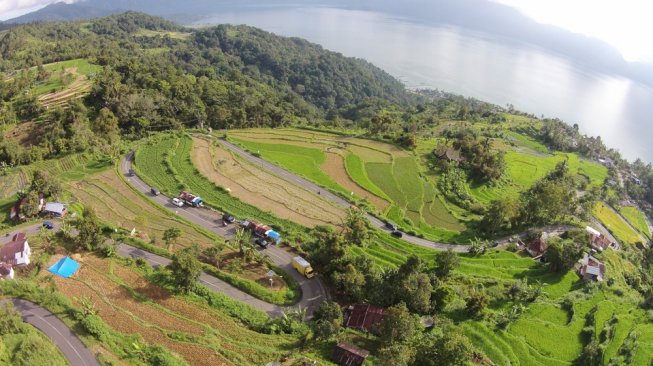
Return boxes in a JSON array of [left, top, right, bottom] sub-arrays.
[[578, 253, 605, 282], [0, 233, 31, 266], [435, 147, 463, 163], [331, 342, 370, 366], [43, 202, 67, 217], [585, 226, 618, 251], [345, 304, 385, 332], [0, 263, 14, 280]]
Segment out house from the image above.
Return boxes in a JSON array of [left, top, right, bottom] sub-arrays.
[[331, 342, 370, 366], [526, 238, 548, 259], [0, 263, 14, 280], [43, 202, 67, 217], [345, 304, 385, 332], [0, 233, 31, 266], [435, 147, 463, 163], [585, 226, 618, 251], [578, 253, 605, 282]]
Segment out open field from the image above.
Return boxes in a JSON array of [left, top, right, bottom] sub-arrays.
[[34, 59, 101, 108], [191, 136, 345, 227], [619, 206, 652, 239], [69, 166, 293, 302], [594, 202, 645, 245], [45, 254, 309, 366], [228, 128, 465, 239]]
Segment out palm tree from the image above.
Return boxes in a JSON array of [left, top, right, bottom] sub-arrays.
[[233, 228, 252, 256]]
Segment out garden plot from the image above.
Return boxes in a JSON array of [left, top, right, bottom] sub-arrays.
[[191, 136, 345, 227], [593, 202, 645, 245], [46, 255, 298, 365]]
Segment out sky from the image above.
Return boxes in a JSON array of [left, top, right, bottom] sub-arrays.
[[1, 0, 652, 63], [495, 0, 653, 63]]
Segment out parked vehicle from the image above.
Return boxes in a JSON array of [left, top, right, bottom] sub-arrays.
[[222, 213, 235, 224], [128, 169, 135, 177], [391, 230, 403, 238], [239, 219, 282, 244], [385, 221, 397, 231], [150, 187, 160, 196], [42, 221, 54, 230], [171, 197, 184, 207], [179, 191, 203, 207], [292, 256, 314, 278], [255, 238, 269, 249]]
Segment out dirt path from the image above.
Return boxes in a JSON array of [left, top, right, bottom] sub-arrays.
[[191, 137, 345, 227], [322, 151, 389, 210]]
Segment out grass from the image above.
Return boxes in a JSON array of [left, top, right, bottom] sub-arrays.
[[619, 206, 651, 239], [344, 153, 391, 201], [31, 59, 100, 97], [593, 202, 644, 245]]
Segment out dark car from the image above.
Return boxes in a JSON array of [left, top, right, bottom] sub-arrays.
[[385, 221, 397, 231], [255, 238, 269, 249], [391, 230, 403, 238], [128, 169, 135, 177], [150, 187, 160, 196], [222, 213, 236, 224], [43, 221, 54, 230]]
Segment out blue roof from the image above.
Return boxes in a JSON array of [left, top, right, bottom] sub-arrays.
[[48, 256, 80, 278], [266, 230, 281, 240]]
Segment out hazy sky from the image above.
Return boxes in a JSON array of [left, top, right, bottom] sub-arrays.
[[496, 0, 653, 62], [1, 0, 651, 63]]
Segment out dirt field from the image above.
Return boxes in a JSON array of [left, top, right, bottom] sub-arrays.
[[70, 168, 288, 288], [323, 150, 389, 210], [38, 67, 92, 108], [191, 137, 345, 227], [45, 255, 297, 365]]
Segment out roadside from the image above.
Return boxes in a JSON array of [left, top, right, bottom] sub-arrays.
[[0, 298, 100, 366], [121, 152, 327, 316]]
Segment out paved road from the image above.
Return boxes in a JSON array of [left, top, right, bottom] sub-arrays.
[[217, 137, 468, 252], [0, 298, 100, 366], [121, 153, 327, 317]]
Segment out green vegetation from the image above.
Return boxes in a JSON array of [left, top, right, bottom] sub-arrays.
[[594, 202, 644, 245], [619, 206, 651, 239], [344, 153, 390, 201], [0, 303, 70, 366]]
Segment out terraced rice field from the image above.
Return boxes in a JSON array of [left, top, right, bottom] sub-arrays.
[[32, 59, 101, 108], [594, 202, 645, 245], [227, 128, 464, 238], [619, 206, 652, 239], [191, 136, 345, 227], [46, 255, 306, 366]]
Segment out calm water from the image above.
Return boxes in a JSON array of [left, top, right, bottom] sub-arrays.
[[193, 7, 653, 163]]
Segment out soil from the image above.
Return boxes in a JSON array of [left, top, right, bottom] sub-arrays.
[[322, 151, 389, 211], [191, 137, 345, 227]]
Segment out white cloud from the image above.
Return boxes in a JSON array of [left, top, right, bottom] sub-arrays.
[[0, 0, 81, 21], [495, 0, 653, 62]]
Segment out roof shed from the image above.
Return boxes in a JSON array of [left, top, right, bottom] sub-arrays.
[[331, 342, 370, 366], [44, 202, 67, 216], [345, 304, 385, 331], [48, 257, 80, 278]]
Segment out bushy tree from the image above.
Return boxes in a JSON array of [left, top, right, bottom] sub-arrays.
[[377, 343, 416, 366], [465, 290, 488, 317], [163, 227, 182, 253], [434, 250, 460, 278], [378, 302, 421, 346], [75, 207, 103, 251], [414, 328, 473, 366], [30, 170, 61, 198], [344, 208, 370, 246], [545, 237, 583, 273], [167, 245, 202, 293], [313, 301, 343, 340]]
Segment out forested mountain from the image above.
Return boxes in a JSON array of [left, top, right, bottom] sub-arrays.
[[0, 12, 411, 164]]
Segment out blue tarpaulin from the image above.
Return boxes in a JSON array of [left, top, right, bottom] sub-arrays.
[[265, 230, 281, 243], [48, 256, 80, 278]]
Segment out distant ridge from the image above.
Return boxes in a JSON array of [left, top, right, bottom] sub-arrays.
[[2, 2, 119, 24]]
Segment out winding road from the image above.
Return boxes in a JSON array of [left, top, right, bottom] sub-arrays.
[[0, 298, 100, 366], [120, 153, 327, 317], [217, 137, 468, 252]]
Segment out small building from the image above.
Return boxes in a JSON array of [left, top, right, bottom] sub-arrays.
[[0, 263, 14, 280], [586, 226, 618, 251], [435, 147, 463, 163], [43, 202, 67, 217], [0, 233, 31, 266], [526, 238, 548, 259], [345, 304, 385, 332], [331, 342, 370, 366], [578, 253, 605, 282]]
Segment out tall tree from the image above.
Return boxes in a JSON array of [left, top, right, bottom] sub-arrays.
[[75, 207, 103, 251], [163, 227, 182, 253], [167, 245, 202, 293], [434, 250, 460, 278], [378, 302, 421, 346]]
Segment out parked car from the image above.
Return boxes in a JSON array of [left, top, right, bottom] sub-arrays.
[[42, 221, 54, 230], [255, 238, 269, 249], [391, 230, 403, 238], [222, 213, 235, 224], [385, 221, 397, 231], [128, 169, 135, 177], [151, 187, 160, 196], [171, 197, 184, 207]]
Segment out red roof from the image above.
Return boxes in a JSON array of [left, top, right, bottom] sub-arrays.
[[0, 233, 28, 266], [332, 342, 369, 366], [346, 304, 385, 331], [527, 239, 548, 257], [591, 234, 612, 250]]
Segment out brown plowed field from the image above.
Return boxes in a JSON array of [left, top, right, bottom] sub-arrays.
[[191, 137, 345, 227]]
